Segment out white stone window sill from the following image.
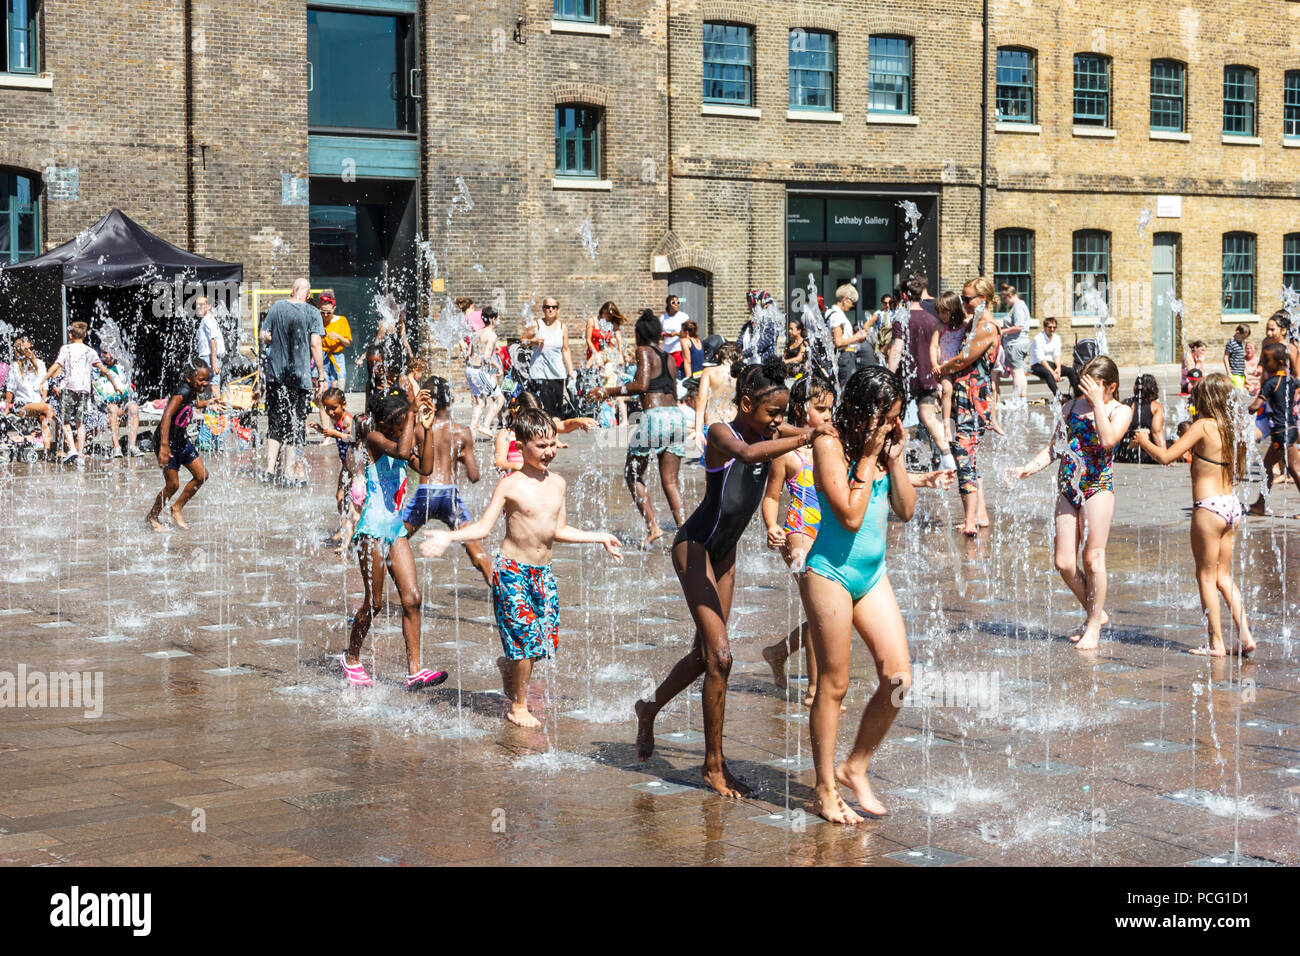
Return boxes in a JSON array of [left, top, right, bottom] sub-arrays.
[[1220, 314, 1260, 324], [0, 72, 52, 90], [867, 113, 919, 126], [995, 122, 1040, 134], [553, 178, 611, 191], [1069, 315, 1117, 327], [702, 103, 761, 118], [787, 109, 842, 123], [1150, 130, 1190, 142], [1285, 137, 1300, 148], [1073, 126, 1116, 138], [549, 19, 611, 36], [1222, 134, 1261, 146]]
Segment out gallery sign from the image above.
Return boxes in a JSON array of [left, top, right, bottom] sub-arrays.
[[788, 196, 894, 243]]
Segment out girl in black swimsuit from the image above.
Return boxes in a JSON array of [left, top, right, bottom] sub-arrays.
[[635, 358, 828, 798]]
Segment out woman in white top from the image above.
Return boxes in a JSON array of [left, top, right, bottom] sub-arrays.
[[1, 335, 55, 451], [1028, 317, 1079, 397], [520, 296, 574, 417], [827, 283, 871, 388]]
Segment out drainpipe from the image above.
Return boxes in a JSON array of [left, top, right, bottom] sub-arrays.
[[184, 0, 195, 251], [665, 0, 673, 232], [978, 0, 988, 275]]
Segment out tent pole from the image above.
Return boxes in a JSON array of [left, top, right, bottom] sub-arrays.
[[61, 284, 68, 342]]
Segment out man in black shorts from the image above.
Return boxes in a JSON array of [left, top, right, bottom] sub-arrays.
[[259, 277, 325, 486]]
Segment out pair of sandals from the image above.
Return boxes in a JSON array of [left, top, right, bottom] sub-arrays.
[[342, 659, 447, 690]]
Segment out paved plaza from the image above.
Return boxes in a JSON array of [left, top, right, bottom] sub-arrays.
[[1, 404, 1298, 867]]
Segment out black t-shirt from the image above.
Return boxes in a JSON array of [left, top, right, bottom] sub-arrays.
[[155, 381, 197, 447], [1260, 373, 1298, 435]]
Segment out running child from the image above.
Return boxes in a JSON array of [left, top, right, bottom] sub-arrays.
[[1132, 373, 1255, 657], [420, 407, 622, 728], [633, 358, 832, 798], [1011, 355, 1133, 649], [146, 358, 217, 531], [493, 390, 595, 474], [761, 374, 835, 707], [1247, 342, 1300, 516], [307, 386, 354, 547], [402, 375, 493, 586], [344, 387, 448, 690], [800, 366, 952, 823], [41, 321, 121, 462]]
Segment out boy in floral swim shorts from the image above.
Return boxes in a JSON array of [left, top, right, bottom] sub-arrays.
[[420, 407, 622, 727]]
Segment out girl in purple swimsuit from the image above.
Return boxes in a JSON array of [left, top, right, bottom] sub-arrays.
[[1132, 373, 1255, 657], [1012, 355, 1132, 650]]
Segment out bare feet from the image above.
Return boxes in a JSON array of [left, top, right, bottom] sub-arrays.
[[762, 644, 788, 689], [1068, 612, 1108, 643], [147, 515, 166, 532], [641, 527, 664, 549], [634, 698, 656, 761], [505, 704, 541, 728], [835, 762, 888, 816], [813, 783, 863, 825], [1236, 632, 1258, 658], [722, 762, 751, 796], [990, 420, 1007, 437], [1188, 645, 1226, 658], [1074, 622, 1103, 650], [701, 763, 749, 799], [170, 504, 188, 530]]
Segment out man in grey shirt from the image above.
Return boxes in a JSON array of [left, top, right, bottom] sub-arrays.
[[259, 277, 325, 485]]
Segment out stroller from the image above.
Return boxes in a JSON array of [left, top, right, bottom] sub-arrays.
[[0, 407, 45, 462]]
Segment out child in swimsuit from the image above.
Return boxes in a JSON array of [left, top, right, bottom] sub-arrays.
[[634, 358, 828, 799], [146, 358, 217, 532], [1012, 355, 1132, 650], [761, 374, 835, 706], [1132, 373, 1255, 657], [1248, 341, 1300, 516], [309, 386, 354, 549], [494, 390, 596, 474], [419, 407, 622, 728], [798, 366, 953, 824], [344, 387, 449, 690]]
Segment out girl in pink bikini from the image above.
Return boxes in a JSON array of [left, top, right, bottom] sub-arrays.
[[1132, 373, 1255, 657], [493, 391, 596, 475], [1012, 355, 1132, 649]]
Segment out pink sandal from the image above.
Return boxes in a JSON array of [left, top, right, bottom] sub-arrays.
[[341, 659, 373, 686], [405, 668, 448, 690]]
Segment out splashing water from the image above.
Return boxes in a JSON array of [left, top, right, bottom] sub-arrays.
[[740, 291, 782, 365], [577, 217, 599, 263], [1075, 274, 1110, 356], [801, 274, 837, 384], [1136, 208, 1152, 238], [898, 200, 922, 239]]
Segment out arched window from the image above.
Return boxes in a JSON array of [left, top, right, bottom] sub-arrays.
[[0, 170, 41, 264], [1223, 65, 1257, 137], [1222, 232, 1256, 314], [789, 29, 835, 112], [703, 22, 754, 106], [996, 48, 1035, 124], [868, 35, 912, 114], [1150, 59, 1186, 133], [993, 229, 1033, 312], [1073, 54, 1111, 127]]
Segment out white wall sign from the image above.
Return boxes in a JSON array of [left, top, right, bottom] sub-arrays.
[[1156, 195, 1181, 218]]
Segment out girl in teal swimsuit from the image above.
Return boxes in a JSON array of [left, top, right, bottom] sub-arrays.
[[799, 366, 953, 824], [1012, 355, 1132, 651]]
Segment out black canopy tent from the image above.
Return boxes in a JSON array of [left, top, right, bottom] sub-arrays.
[[0, 209, 242, 397]]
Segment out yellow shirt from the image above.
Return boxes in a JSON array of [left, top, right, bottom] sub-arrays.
[[323, 315, 351, 374]]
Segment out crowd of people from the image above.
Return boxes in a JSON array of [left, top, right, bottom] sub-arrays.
[[4, 269, 1298, 823]]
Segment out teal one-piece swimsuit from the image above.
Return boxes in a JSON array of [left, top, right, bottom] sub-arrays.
[[803, 470, 890, 601]]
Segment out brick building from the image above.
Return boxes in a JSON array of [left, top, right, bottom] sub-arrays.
[[2, 1, 1297, 368]]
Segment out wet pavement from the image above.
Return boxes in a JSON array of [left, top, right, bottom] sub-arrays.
[[2, 403, 1299, 867]]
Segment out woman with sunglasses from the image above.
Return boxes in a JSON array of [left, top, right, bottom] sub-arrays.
[[933, 277, 1000, 536], [521, 297, 574, 417]]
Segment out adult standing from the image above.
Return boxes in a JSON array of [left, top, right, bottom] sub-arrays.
[[587, 310, 688, 547], [318, 290, 352, 391], [521, 296, 574, 417], [259, 277, 325, 486], [194, 295, 225, 398], [680, 320, 703, 378], [888, 272, 950, 469], [998, 283, 1032, 408], [1029, 317, 1079, 398], [585, 301, 626, 368], [827, 284, 870, 389], [465, 306, 505, 439], [1117, 373, 1166, 464], [660, 294, 689, 379], [934, 277, 1000, 536]]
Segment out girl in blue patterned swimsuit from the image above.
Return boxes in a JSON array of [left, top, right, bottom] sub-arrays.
[[1013, 355, 1132, 650]]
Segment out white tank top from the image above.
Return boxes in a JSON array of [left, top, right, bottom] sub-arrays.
[[530, 319, 566, 380]]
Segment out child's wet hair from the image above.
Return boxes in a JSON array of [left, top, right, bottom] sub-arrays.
[[1133, 373, 1159, 405], [634, 310, 661, 347], [787, 373, 834, 426], [506, 389, 542, 426], [835, 365, 905, 464], [181, 357, 211, 382], [935, 290, 961, 320], [1261, 341, 1288, 367], [1191, 372, 1245, 481], [68, 321, 88, 340], [421, 375, 452, 410], [731, 357, 789, 403], [714, 342, 741, 366], [512, 407, 556, 444], [322, 386, 345, 407], [1080, 354, 1119, 390], [372, 390, 410, 426]]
